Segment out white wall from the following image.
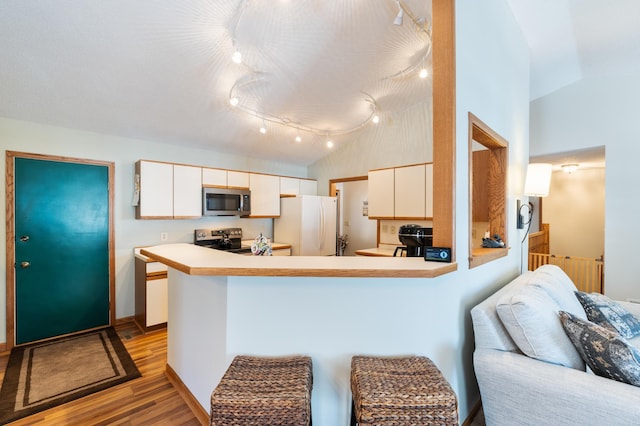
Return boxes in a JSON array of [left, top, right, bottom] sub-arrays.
[[0, 116, 307, 343], [336, 180, 377, 256], [543, 168, 605, 259], [530, 75, 640, 301]]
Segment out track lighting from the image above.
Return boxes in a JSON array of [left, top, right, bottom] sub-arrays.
[[419, 68, 428, 79], [229, 96, 239, 106], [372, 114, 380, 124], [393, 1, 404, 26], [326, 140, 334, 148], [259, 120, 266, 134], [295, 134, 302, 143], [232, 49, 242, 64]]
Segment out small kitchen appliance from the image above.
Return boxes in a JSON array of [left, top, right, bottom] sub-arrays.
[[202, 188, 251, 217], [396, 224, 433, 257], [194, 228, 253, 254]]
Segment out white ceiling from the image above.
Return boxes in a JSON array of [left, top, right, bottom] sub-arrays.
[[1, 1, 638, 166], [507, 0, 640, 101], [0, 0, 432, 166]]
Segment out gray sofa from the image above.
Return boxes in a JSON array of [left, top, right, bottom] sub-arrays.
[[471, 265, 640, 425]]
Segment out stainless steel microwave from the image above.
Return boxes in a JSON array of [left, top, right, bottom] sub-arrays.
[[202, 188, 251, 217]]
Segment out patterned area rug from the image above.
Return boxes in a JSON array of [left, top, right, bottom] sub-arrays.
[[0, 327, 141, 424]]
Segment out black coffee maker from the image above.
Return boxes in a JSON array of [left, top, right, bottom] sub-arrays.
[[397, 224, 433, 257]]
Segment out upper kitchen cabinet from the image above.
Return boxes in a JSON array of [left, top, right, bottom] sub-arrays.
[[227, 171, 250, 189], [202, 169, 250, 189], [136, 160, 173, 219], [368, 167, 395, 219], [135, 160, 202, 219], [299, 179, 317, 195], [280, 176, 300, 197], [367, 163, 434, 220], [202, 167, 227, 187], [280, 177, 318, 197], [395, 164, 426, 219], [249, 173, 280, 217], [173, 164, 202, 219]]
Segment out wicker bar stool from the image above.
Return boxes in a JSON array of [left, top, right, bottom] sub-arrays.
[[210, 355, 313, 426], [350, 355, 458, 426]]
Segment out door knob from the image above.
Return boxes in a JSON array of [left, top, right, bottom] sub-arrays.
[[20, 235, 30, 242], [20, 261, 30, 269]]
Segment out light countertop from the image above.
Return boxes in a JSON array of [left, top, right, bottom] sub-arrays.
[[140, 243, 457, 278]]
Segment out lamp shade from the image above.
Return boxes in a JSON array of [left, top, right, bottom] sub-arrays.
[[524, 163, 552, 197]]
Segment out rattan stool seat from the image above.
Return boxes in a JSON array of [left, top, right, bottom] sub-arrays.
[[210, 355, 313, 426], [350, 355, 458, 426]]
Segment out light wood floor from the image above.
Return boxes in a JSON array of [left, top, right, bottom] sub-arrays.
[[0, 322, 202, 425]]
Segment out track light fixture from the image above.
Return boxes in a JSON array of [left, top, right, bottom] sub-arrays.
[[393, 1, 404, 26], [226, 0, 431, 148]]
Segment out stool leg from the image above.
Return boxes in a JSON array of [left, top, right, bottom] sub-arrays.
[[350, 399, 357, 426]]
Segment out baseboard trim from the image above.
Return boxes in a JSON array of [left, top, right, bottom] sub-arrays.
[[462, 399, 483, 426], [165, 363, 209, 425]]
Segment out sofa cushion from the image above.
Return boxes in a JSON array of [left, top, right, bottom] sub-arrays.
[[559, 311, 640, 386], [496, 284, 585, 370], [575, 291, 640, 339], [527, 265, 586, 319]]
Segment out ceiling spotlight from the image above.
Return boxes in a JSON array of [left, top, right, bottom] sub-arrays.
[[561, 163, 579, 174], [393, 1, 404, 26], [259, 120, 266, 134], [295, 134, 302, 143], [229, 96, 239, 106], [419, 68, 428, 79], [326, 140, 334, 148], [372, 114, 380, 124], [232, 49, 242, 64]]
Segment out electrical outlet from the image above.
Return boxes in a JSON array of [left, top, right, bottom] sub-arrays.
[[160, 232, 168, 241]]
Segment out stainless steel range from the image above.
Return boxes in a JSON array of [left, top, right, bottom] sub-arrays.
[[194, 228, 252, 254]]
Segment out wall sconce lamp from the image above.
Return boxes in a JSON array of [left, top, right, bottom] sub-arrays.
[[517, 163, 552, 230]]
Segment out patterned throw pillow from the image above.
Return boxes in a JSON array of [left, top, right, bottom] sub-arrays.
[[574, 291, 640, 339], [559, 311, 640, 386]]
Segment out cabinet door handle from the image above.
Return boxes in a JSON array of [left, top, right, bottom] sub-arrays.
[[20, 235, 30, 242], [20, 261, 30, 269]]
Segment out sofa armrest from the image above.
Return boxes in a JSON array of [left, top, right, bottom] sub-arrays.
[[475, 348, 640, 426]]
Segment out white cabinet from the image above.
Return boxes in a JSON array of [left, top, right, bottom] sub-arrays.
[[228, 171, 250, 189], [173, 164, 202, 218], [272, 247, 292, 256], [367, 163, 434, 220], [281, 177, 318, 196], [395, 164, 426, 218], [299, 179, 318, 195], [250, 173, 281, 217], [202, 168, 227, 187], [280, 177, 300, 196], [368, 168, 395, 219], [136, 160, 201, 219], [135, 255, 168, 332], [136, 160, 173, 219]]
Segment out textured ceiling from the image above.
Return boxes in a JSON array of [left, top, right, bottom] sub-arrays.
[[0, 0, 432, 166]]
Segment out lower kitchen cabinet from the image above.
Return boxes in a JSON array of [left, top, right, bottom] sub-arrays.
[[134, 253, 168, 333]]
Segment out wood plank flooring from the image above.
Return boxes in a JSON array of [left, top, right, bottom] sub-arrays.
[[0, 322, 203, 425]]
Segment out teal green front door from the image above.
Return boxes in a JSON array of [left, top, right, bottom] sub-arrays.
[[14, 158, 110, 344]]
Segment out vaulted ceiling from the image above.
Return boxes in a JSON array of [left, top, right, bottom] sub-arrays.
[[1, 1, 638, 166], [0, 0, 432, 166]]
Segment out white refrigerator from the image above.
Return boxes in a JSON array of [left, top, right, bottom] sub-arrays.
[[274, 195, 337, 256]]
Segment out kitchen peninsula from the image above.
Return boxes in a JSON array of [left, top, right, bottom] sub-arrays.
[[140, 243, 457, 425]]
